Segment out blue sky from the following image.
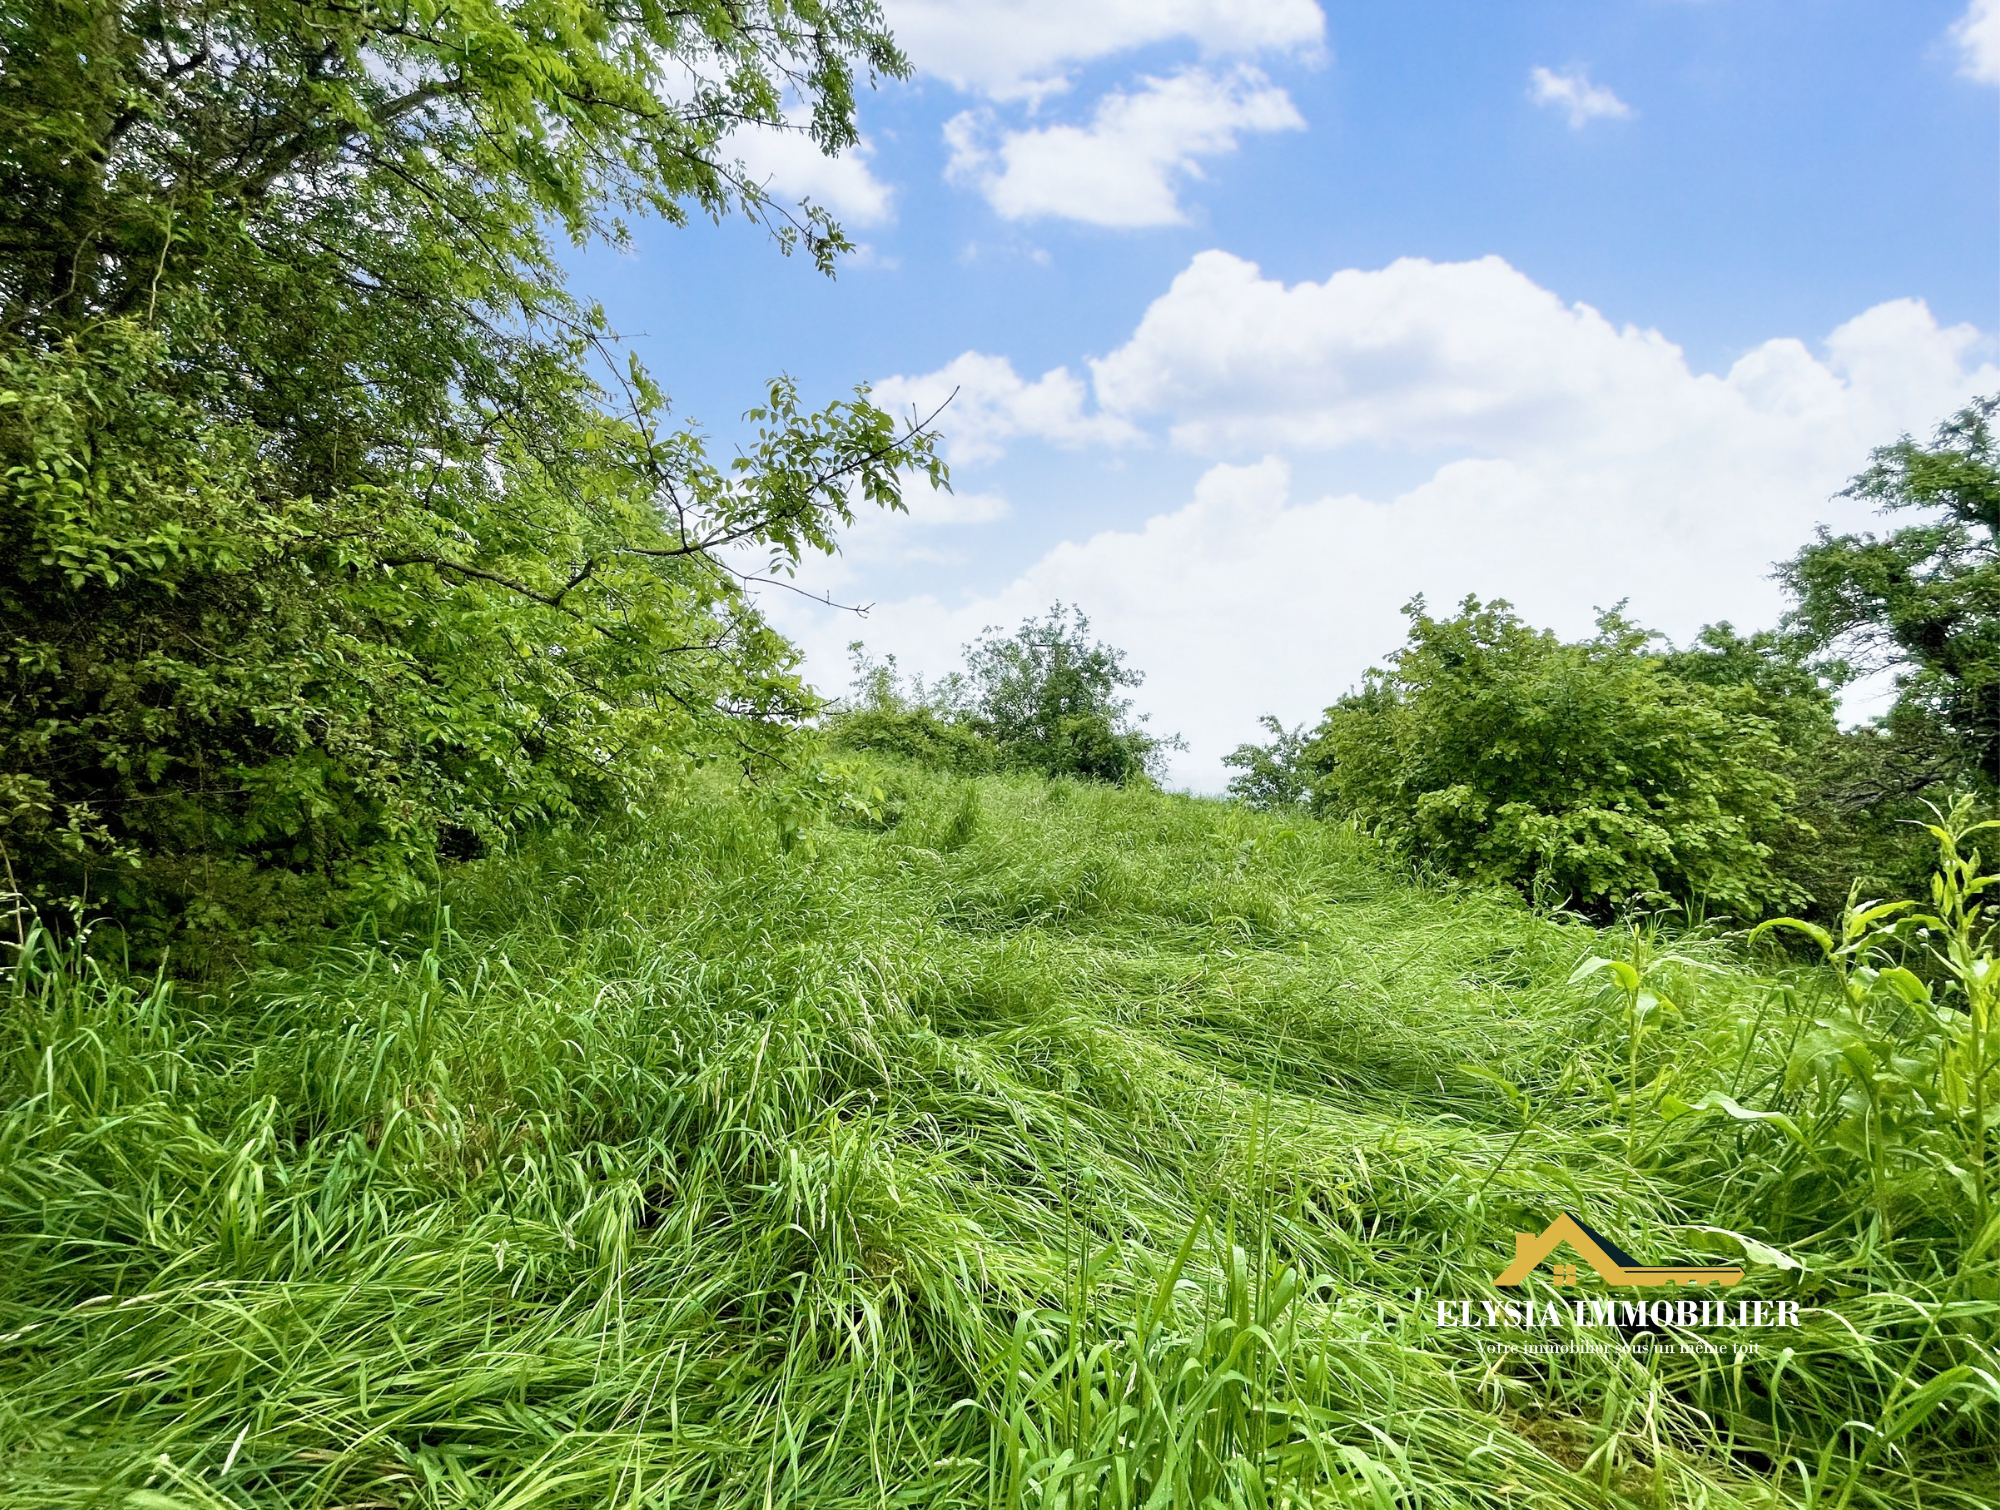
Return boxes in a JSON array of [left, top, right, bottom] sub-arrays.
[[571, 0, 2000, 788]]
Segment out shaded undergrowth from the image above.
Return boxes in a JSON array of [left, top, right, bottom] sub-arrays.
[[2, 764, 1996, 1507]]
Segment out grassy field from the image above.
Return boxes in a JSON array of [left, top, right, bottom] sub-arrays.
[[3, 762, 1996, 1508]]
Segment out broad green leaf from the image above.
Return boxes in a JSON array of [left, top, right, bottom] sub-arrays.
[[1748, 916, 1834, 955], [1678, 1091, 1806, 1145]]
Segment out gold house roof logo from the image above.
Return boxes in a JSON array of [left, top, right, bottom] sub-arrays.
[[1494, 1212, 1744, 1288]]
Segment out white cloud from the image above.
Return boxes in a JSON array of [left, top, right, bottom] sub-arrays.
[[1528, 65, 1634, 127], [873, 351, 1142, 463], [882, 0, 1324, 101], [1953, 0, 2000, 84], [730, 109, 894, 226], [944, 66, 1303, 227], [1087, 252, 1991, 461], [774, 254, 1997, 791]]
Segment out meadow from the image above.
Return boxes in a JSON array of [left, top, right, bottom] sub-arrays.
[[2, 761, 1996, 1509]]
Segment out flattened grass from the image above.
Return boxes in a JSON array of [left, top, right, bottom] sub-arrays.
[[2, 764, 1996, 1507]]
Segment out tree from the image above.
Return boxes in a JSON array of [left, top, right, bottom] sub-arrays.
[[1781, 398, 2000, 787], [1664, 623, 1947, 909], [0, 0, 942, 938], [1303, 598, 1804, 917], [961, 606, 1179, 785], [827, 610, 1178, 786], [1223, 717, 1315, 810]]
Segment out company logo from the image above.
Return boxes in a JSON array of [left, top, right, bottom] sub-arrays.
[[1427, 1212, 1788, 1355], [1493, 1212, 1744, 1288]]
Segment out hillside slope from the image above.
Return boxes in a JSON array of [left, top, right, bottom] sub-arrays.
[[2, 763, 1994, 1507]]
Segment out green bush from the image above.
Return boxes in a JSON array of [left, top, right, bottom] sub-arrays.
[[1, 330, 933, 940], [1222, 715, 1316, 809], [824, 644, 999, 775], [1305, 597, 1806, 917], [827, 707, 1000, 775]]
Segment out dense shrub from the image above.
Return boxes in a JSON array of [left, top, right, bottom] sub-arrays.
[[1303, 598, 1806, 917], [1, 329, 934, 939], [826, 707, 1001, 775]]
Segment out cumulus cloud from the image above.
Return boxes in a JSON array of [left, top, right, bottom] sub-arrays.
[[882, 0, 1324, 101], [943, 66, 1303, 226], [730, 109, 894, 226], [777, 255, 1997, 790], [1529, 65, 1634, 127], [1087, 252, 1990, 460], [872, 351, 1142, 464], [1953, 0, 2000, 84]]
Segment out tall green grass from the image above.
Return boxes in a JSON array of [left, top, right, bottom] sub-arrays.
[[2, 763, 1996, 1507]]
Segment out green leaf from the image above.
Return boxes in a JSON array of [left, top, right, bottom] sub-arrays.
[[1872, 967, 1933, 1008], [1569, 955, 1641, 993], [1677, 1091, 1806, 1145], [1748, 917, 1833, 955], [1967, 1212, 2000, 1266], [1680, 1223, 1805, 1272], [1456, 1063, 1528, 1110]]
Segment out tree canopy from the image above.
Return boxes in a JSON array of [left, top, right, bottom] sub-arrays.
[[0, 0, 942, 939], [1782, 398, 2000, 789], [959, 606, 1177, 785], [1222, 717, 1315, 811]]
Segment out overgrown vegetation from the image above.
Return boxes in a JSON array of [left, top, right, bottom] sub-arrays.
[[4, 764, 1997, 1507], [830, 605, 1180, 785], [0, 0, 940, 942], [1228, 400, 2000, 920], [1253, 598, 1813, 917], [4, 4, 1995, 1504]]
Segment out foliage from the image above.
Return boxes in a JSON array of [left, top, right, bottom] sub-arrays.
[[1, 330, 939, 937], [1222, 715, 1315, 809], [824, 644, 998, 775], [1303, 596, 1806, 917], [828, 613, 1179, 786], [1660, 621, 1841, 755], [825, 706, 1001, 777], [1570, 936, 1719, 1173], [3, 764, 1997, 1507], [960, 604, 1180, 785], [1753, 796, 2000, 1243], [1768, 718, 1965, 915], [0, 0, 942, 937], [1, 0, 896, 332], [1782, 398, 2000, 788], [1661, 623, 1946, 912]]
